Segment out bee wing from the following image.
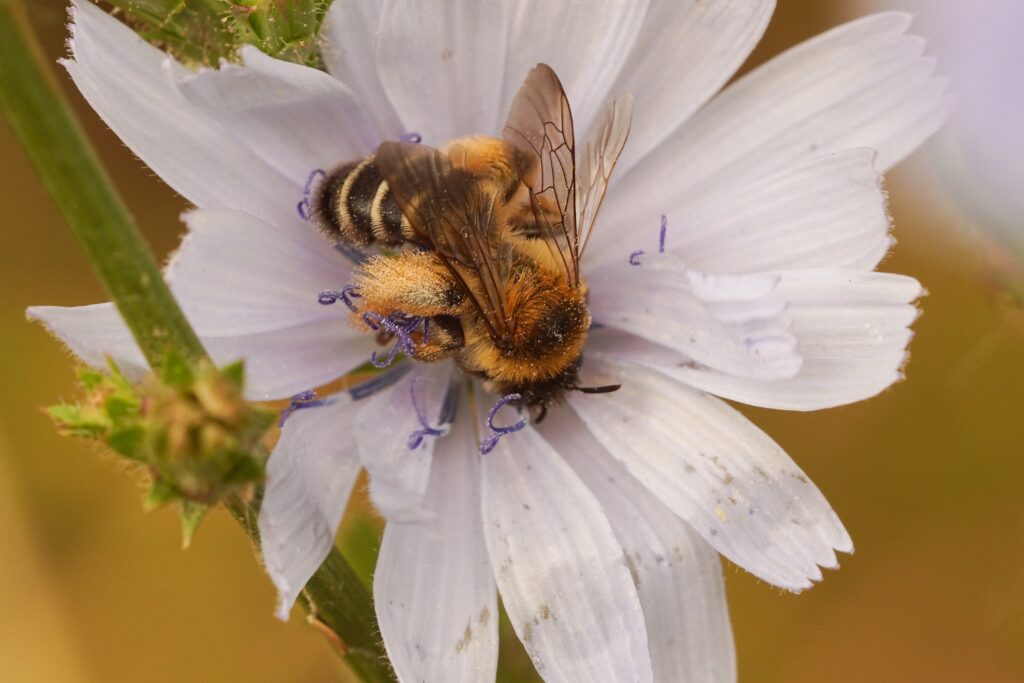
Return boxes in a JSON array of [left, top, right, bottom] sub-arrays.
[[502, 64, 581, 286], [576, 93, 633, 257], [375, 140, 511, 342]]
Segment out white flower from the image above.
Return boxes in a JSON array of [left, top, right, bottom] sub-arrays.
[[29, 2, 949, 681]]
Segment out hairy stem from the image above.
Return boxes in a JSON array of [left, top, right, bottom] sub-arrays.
[[0, 3, 391, 679], [226, 496, 392, 682], [0, 0, 205, 371]]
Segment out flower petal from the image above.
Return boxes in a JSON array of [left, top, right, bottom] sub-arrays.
[[601, 12, 950, 252], [675, 11, 949, 174], [569, 356, 852, 591], [26, 303, 149, 378], [258, 394, 362, 620], [374, 399, 498, 682], [356, 362, 455, 522], [500, 0, 652, 134], [480, 422, 653, 683], [588, 255, 802, 381], [166, 209, 355, 336], [377, 0, 512, 141], [173, 46, 379, 183], [66, 1, 299, 227], [662, 269, 923, 410], [590, 148, 892, 273], [320, 0, 405, 140], [33, 204, 374, 402], [202, 322, 376, 401], [540, 409, 736, 683], [27, 302, 375, 401], [612, 0, 774, 176]]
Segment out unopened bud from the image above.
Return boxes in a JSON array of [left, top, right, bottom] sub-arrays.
[[48, 357, 274, 544]]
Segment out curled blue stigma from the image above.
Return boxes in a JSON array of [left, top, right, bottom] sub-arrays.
[[480, 393, 527, 454], [318, 284, 361, 312], [407, 378, 452, 450], [362, 312, 428, 368], [628, 215, 669, 265], [296, 168, 327, 220]]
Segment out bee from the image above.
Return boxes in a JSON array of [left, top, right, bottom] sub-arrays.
[[312, 64, 633, 417]]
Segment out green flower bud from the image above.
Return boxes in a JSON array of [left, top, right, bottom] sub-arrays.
[[105, 0, 332, 68], [48, 357, 274, 545]]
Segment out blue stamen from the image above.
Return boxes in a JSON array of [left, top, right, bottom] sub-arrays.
[[370, 341, 403, 369], [318, 284, 361, 312], [348, 363, 412, 400], [629, 215, 669, 265], [278, 390, 332, 427], [407, 378, 453, 450], [479, 393, 527, 454], [296, 168, 326, 220], [362, 311, 382, 332], [362, 312, 428, 368]]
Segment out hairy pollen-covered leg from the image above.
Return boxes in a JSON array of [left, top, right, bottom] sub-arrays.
[[352, 250, 468, 362]]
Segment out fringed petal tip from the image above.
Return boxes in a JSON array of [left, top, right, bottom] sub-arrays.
[[274, 589, 297, 623]]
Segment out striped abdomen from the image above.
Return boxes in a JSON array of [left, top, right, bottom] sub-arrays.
[[312, 157, 416, 247]]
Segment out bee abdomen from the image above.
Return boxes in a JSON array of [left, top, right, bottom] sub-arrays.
[[313, 157, 414, 247]]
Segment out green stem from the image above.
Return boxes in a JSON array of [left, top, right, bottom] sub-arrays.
[[0, 4, 391, 680], [227, 497, 393, 682], [0, 0, 204, 371]]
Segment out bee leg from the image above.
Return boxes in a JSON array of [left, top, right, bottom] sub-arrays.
[[353, 250, 468, 319], [407, 315, 465, 362]]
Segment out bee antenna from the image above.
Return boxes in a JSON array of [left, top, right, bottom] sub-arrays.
[[572, 383, 622, 394]]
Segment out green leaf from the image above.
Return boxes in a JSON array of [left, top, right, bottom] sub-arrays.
[[104, 394, 139, 420], [143, 479, 178, 511], [78, 367, 105, 391], [106, 425, 145, 459], [47, 404, 85, 426], [220, 360, 245, 390], [223, 453, 263, 485], [179, 500, 210, 548]]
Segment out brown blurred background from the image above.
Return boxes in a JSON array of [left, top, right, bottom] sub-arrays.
[[2, 1, 1022, 681]]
